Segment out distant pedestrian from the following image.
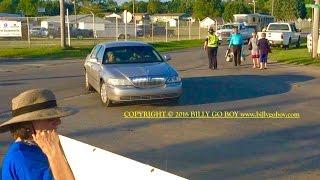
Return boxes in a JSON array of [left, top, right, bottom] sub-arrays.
[[257, 33, 271, 69], [203, 27, 219, 70], [229, 27, 244, 66], [248, 32, 260, 68]]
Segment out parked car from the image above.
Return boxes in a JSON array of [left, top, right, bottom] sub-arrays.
[[136, 24, 174, 37], [216, 22, 252, 43], [257, 23, 301, 49], [30, 27, 48, 37], [47, 28, 94, 39], [84, 41, 182, 106]]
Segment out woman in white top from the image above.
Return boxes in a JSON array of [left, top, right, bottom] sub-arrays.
[[248, 32, 259, 68]]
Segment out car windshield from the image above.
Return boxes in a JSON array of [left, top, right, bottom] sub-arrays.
[[268, 24, 290, 31], [221, 25, 237, 29], [103, 46, 164, 64]]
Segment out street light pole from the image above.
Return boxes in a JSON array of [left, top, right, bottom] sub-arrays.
[[249, 0, 256, 14], [89, 11, 96, 39], [271, 0, 274, 16], [60, 0, 66, 48]]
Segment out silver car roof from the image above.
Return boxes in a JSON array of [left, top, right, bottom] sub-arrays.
[[99, 41, 151, 48]]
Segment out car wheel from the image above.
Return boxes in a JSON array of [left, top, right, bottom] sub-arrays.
[[296, 37, 300, 48], [285, 38, 291, 50], [170, 97, 180, 104], [77, 35, 83, 40], [100, 82, 112, 107], [118, 34, 125, 39], [85, 71, 94, 92]]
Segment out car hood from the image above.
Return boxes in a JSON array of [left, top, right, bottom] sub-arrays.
[[217, 29, 233, 33], [103, 62, 178, 79]]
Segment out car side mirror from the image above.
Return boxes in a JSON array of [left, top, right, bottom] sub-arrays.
[[163, 54, 172, 61]]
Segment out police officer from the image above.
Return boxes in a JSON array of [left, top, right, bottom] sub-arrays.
[[203, 27, 219, 70]]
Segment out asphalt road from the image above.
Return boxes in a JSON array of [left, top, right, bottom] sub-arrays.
[[1, 46, 320, 179]]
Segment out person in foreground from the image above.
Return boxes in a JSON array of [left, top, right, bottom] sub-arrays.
[[229, 27, 244, 67], [257, 32, 271, 70], [203, 27, 219, 70], [1, 89, 77, 180]]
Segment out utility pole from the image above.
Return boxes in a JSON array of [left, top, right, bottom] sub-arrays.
[[271, 0, 274, 16], [312, 0, 320, 58], [60, 0, 66, 48]]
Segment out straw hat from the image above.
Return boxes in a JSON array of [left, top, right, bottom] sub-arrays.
[[0, 89, 77, 133]]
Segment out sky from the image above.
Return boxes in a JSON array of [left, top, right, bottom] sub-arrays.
[[115, 0, 169, 4]]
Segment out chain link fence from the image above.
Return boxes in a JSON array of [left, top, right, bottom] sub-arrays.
[[0, 15, 216, 48]]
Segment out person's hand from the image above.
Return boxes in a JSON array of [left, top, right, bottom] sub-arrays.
[[32, 130, 61, 156], [203, 46, 207, 52]]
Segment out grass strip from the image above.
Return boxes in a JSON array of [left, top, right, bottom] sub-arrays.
[[0, 39, 203, 60], [269, 44, 320, 66]]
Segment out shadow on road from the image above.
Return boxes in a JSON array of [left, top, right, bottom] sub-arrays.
[[0, 75, 83, 83], [124, 124, 320, 179], [179, 74, 314, 106]]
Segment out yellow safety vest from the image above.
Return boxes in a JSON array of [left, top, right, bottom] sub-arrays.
[[207, 34, 219, 48]]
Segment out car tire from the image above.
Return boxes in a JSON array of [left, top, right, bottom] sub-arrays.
[[285, 38, 291, 50], [85, 71, 94, 92], [118, 34, 125, 39], [100, 82, 112, 107], [170, 97, 180, 104]]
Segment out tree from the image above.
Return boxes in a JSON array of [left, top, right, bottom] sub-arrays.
[[147, 0, 163, 14], [273, 0, 306, 20], [193, 0, 223, 19], [104, 0, 118, 12], [0, 0, 17, 13], [17, 0, 39, 16], [222, 0, 250, 21], [136, 1, 148, 13]]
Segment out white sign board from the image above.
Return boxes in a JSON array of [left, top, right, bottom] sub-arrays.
[[59, 135, 188, 180], [0, 20, 22, 37], [122, 10, 133, 23]]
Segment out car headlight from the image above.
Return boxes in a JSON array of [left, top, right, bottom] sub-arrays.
[[107, 78, 132, 87], [166, 76, 181, 84]]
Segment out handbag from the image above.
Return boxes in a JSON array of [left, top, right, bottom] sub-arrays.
[[225, 49, 233, 62]]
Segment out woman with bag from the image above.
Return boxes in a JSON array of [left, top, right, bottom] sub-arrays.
[[229, 27, 244, 66], [248, 32, 259, 68]]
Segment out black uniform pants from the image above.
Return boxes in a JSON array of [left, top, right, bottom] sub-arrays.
[[232, 45, 242, 66], [207, 47, 218, 69]]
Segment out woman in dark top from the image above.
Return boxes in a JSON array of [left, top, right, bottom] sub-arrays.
[[257, 33, 271, 69]]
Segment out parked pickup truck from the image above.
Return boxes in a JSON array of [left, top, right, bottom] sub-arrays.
[[258, 23, 301, 49], [216, 22, 253, 43]]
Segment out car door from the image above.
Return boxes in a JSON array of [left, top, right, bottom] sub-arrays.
[[290, 24, 299, 43], [91, 46, 105, 89], [86, 45, 102, 90]]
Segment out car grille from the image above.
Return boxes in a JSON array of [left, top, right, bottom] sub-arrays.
[[120, 93, 179, 101], [130, 77, 166, 88]]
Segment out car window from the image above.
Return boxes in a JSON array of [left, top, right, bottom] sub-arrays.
[[96, 47, 105, 63], [90, 45, 101, 59], [291, 25, 297, 32], [268, 24, 290, 31], [103, 46, 164, 64]]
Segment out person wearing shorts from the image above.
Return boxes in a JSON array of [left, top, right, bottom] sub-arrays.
[[248, 32, 259, 68]]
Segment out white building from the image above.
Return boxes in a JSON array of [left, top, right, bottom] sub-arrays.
[[200, 17, 215, 28]]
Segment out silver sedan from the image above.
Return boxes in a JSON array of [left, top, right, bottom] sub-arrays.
[[84, 41, 182, 106]]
